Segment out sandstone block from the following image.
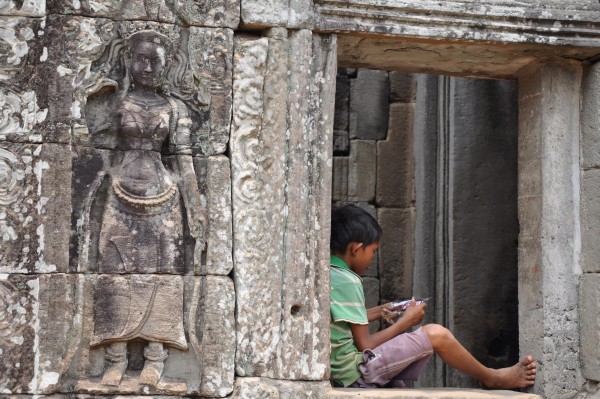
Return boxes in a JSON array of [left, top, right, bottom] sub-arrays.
[[0, 0, 45, 15], [517, 62, 582, 398], [0, 17, 49, 143], [378, 208, 414, 303], [241, 0, 313, 29], [0, 273, 77, 394], [46, 0, 239, 28], [349, 69, 389, 140], [232, 378, 331, 399], [348, 140, 376, 203], [581, 169, 600, 273], [204, 156, 234, 275], [389, 72, 417, 103], [362, 277, 380, 333], [57, 275, 235, 396], [356, 202, 378, 278], [333, 74, 350, 154], [332, 157, 348, 203], [0, 143, 71, 274], [231, 30, 335, 380], [376, 103, 415, 208], [581, 61, 600, 169], [580, 273, 600, 381]]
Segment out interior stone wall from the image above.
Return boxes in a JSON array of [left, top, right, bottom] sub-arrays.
[[331, 68, 417, 333], [331, 70, 520, 389]]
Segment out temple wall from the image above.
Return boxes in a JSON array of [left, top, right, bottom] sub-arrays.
[[1, 0, 600, 397]]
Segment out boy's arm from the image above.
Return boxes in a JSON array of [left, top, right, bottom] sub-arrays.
[[366, 303, 391, 322], [351, 302, 427, 351]]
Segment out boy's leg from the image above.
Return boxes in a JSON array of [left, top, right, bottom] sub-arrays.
[[358, 327, 433, 387], [422, 324, 536, 389]]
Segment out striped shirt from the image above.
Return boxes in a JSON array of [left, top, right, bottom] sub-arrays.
[[330, 255, 368, 387]]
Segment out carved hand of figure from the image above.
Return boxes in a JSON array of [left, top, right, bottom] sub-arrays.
[[189, 214, 207, 251]]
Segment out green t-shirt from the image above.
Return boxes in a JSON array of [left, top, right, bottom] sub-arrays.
[[329, 255, 368, 387]]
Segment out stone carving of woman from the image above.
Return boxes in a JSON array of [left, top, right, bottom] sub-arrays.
[[89, 29, 206, 387]]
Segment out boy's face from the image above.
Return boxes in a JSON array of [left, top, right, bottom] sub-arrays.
[[349, 242, 379, 275]]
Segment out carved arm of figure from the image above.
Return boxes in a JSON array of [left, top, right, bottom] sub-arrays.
[[168, 98, 207, 256]]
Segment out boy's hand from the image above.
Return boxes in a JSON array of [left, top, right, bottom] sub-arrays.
[[382, 304, 400, 324], [400, 299, 426, 327]]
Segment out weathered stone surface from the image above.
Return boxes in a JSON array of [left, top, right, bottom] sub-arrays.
[[241, 0, 313, 29], [389, 72, 416, 104], [0, 273, 77, 395], [192, 276, 236, 397], [378, 208, 414, 304], [231, 29, 335, 380], [332, 156, 348, 203], [580, 273, 600, 382], [0, 0, 45, 16], [195, 156, 234, 275], [57, 275, 234, 396], [349, 69, 389, 140], [317, 0, 600, 58], [362, 277, 380, 333], [232, 378, 331, 399], [336, 35, 600, 80], [376, 103, 415, 208], [327, 388, 542, 398], [446, 77, 519, 387], [0, 143, 71, 274], [348, 140, 375, 203], [581, 169, 600, 274], [581, 62, 600, 169], [333, 74, 349, 154], [0, 17, 48, 143], [46, 0, 239, 29], [517, 62, 583, 398], [355, 202, 377, 278]]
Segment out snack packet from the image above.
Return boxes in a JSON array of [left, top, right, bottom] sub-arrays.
[[383, 297, 430, 324]]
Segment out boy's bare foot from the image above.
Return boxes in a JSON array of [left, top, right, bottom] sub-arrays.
[[482, 355, 537, 389]]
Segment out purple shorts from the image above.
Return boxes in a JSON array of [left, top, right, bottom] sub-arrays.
[[350, 327, 434, 388]]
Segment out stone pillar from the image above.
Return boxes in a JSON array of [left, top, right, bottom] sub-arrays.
[[518, 61, 583, 397], [579, 61, 600, 384], [231, 29, 336, 380]]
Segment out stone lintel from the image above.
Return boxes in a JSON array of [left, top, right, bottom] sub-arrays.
[[335, 34, 600, 80], [315, 1, 600, 46]]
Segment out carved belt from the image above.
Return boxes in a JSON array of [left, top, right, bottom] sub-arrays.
[[112, 178, 177, 209]]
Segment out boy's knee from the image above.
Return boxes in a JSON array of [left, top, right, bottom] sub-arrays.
[[422, 324, 453, 348]]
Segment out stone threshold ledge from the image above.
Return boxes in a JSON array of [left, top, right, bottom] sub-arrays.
[[328, 388, 542, 399]]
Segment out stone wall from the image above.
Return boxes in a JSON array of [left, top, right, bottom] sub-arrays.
[[2, 0, 600, 397], [0, 2, 336, 396], [331, 69, 417, 333]]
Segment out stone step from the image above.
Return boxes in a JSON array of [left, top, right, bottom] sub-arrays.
[[328, 388, 541, 399]]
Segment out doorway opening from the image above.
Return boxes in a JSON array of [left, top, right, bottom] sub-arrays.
[[331, 68, 519, 388]]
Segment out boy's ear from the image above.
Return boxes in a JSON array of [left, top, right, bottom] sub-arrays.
[[349, 242, 364, 255]]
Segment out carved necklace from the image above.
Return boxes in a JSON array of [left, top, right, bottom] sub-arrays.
[[128, 94, 168, 111]]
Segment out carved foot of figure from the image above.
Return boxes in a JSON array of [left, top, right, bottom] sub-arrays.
[[101, 342, 128, 387], [101, 360, 128, 386], [140, 342, 168, 386], [140, 360, 164, 386]]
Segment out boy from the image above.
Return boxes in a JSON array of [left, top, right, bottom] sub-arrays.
[[330, 204, 537, 389]]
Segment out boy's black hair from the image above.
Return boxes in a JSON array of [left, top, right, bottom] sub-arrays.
[[330, 204, 382, 254]]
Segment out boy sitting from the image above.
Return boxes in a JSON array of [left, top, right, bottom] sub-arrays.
[[330, 204, 537, 389]]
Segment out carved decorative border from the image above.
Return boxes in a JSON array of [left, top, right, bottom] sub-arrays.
[[315, 0, 600, 48]]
